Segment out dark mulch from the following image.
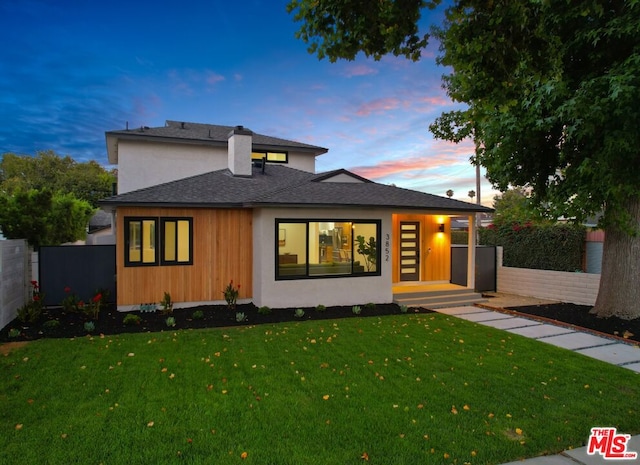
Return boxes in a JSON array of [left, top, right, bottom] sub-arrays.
[[2, 300, 639, 345], [0, 303, 432, 342], [503, 302, 640, 344]]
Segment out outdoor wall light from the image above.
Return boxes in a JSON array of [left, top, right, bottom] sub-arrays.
[[438, 223, 445, 233]]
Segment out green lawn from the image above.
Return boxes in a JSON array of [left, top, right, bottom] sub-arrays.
[[1, 313, 639, 464]]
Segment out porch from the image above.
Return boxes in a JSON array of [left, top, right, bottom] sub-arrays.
[[392, 282, 487, 309]]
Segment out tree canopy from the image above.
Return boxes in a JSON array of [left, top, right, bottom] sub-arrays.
[[0, 151, 114, 247], [0, 150, 116, 208], [288, 0, 640, 318]]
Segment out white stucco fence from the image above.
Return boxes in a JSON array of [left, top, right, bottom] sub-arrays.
[[496, 247, 601, 306], [0, 240, 29, 330]]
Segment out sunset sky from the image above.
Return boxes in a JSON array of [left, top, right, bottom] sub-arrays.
[[0, 0, 497, 205]]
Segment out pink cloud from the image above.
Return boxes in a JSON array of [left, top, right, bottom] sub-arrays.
[[356, 98, 401, 116], [351, 152, 467, 180], [206, 72, 225, 85], [342, 64, 378, 78]]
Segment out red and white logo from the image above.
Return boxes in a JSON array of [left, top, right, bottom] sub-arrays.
[[587, 428, 638, 460]]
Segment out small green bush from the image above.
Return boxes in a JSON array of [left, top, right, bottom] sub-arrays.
[[84, 321, 95, 332], [364, 302, 376, 311], [258, 306, 271, 315], [8, 328, 21, 338], [400, 305, 409, 314], [235, 312, 247, 323], [123, 314, 141, 326], [192, 310, 204, 320], [294, 308, 305, 318], [315, 304, 326, 312], [42, 319, 60, 330], [165, 316, 176, 327], [352, 305, 362, 315]]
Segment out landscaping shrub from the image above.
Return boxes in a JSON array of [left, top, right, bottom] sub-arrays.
[[481, 223, 585, 271]]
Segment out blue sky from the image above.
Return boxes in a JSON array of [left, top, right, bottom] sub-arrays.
[[0, 0, 496, 205]]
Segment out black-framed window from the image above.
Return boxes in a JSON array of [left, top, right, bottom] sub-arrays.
[[161, 218, 193, 265], [251, 150, 288, 163], [124, 216, 192, 267], [125, 217, 158, 266], [276, 219, 381, 279]]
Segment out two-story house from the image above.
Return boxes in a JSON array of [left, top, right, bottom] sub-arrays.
[[101, 120, 491, 310]]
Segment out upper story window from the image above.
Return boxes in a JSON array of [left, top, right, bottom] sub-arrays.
[[125, 216, 192, 267], [252, 150, 288, 163], [276, 219, 380, 280]]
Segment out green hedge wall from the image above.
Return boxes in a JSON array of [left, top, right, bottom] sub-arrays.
[[453, 223, 585, 271]]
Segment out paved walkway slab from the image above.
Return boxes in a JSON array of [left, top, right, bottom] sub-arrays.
[[481, 317, 544, 330], [576, 343, 640, 366], [538, 332, 616, 350], [435, 306, 489, 316], [456, 311, 514, 322], [508, 324, 575, 339]]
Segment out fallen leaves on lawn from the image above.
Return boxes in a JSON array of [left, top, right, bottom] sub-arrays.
[[240, 452, 248, 459], [361, 452, 369, 461]]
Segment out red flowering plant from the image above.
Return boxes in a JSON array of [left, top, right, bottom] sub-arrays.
[[17, 280, 44, 324], [61, 286, 80, 312], [84, 292, 103, 320], [222, 280, 240, 310]]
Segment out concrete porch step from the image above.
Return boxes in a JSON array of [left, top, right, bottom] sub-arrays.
[[393, 288, 487, 309]]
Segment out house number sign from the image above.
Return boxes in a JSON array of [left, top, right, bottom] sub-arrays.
[[384, 233, 390, 262]]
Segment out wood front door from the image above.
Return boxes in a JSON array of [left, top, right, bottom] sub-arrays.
[[399, 221, 420, 281]]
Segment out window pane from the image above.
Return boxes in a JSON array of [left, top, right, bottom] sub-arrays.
[[353, 223, 378, 273], [177, 220, 190, 262], [267, 151, 287, 162], [310, 222, 352, 276], [164, 221, 176, 261], [277, 223, 307, 277], [142, 220, 156, 263], [129, 221, 141, 262]]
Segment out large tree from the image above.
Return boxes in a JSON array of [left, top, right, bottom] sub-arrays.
[[0, 150, 115, 208], [0, 189, 94, 248], [288, 0, 640, 319]]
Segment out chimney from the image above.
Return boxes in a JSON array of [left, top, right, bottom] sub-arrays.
[[228, 125, 253, 176]]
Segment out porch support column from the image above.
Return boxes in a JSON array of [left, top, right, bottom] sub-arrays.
[[467, 214, 476, 290]]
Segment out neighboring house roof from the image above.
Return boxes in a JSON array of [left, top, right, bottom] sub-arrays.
[[106, 121, 328, 164], [88, 209, 112, 233], [100, 164, 492, 213]]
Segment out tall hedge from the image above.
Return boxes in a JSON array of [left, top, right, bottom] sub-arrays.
[[479, 223, 585, 271]]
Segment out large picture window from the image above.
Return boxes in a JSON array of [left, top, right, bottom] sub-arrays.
[[276, 219, 380, 279], [125, 216, 192, 267]]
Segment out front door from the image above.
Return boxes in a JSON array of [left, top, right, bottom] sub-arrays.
[[399, 221, 420, 281]]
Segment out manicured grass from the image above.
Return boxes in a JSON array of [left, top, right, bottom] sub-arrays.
[[1, 313, 639, 464]]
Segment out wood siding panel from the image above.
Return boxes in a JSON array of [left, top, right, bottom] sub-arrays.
[[392, 214, 451, 283], [116, 207, 252, 306]]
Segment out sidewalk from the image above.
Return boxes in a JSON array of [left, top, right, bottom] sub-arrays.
[[432, 296, 640, 464]]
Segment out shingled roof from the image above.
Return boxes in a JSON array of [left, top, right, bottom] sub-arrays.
[[100, 164, 492, 213], [106, 121, 328, 163]]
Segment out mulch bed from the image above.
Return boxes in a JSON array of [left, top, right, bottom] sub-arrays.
[[502, 302, 640, 344], [0, 303, 430, 342], [2, 300, 639, 345]]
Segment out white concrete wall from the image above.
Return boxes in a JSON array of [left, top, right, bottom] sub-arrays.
[[117, 140, 229, 193], [496, 247, 601, 306], [253, 208, 393, 308], [116, 140, 319, 194], [0, 240, 28, 330]]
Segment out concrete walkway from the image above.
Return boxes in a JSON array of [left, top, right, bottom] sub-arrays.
[[433, 303, 640, 464], [436, 305, 640, 373]]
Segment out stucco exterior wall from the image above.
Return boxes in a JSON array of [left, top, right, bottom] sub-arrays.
[[115, 140, 319, 193], [0, 240, 28, 330], [253, 208, 393, 308], [117, 140, 228, 193], [496, 247, 601, 306]]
